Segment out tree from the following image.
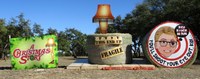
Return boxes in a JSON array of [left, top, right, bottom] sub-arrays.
[[57, 31, 71, 56], [0, 19, 8, 59], [16, 13, 33, 37], [65, 28, 87, 58], [46, 27, 58, 35], [7, 18, 21, 38], [0, 13, 89, 59], [33, 23, 44, 36], [95, 0, 200, 58], [124, 2, 153, 57], [0, 19, 7, 43]]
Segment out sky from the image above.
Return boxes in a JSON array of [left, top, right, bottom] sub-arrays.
[[0, 0, 143, 35]]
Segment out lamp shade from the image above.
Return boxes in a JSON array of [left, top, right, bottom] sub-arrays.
[[93, 4, 114, 23], [46, 38, 56, 47]]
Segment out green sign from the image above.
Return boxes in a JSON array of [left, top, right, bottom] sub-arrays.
[[10, 35, 58, 70]]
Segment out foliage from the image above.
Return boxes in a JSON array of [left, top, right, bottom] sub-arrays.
[[1, 0, 200, 58], [46, 27, 58, 35], [16, 13, 33, 37], [33, 23, 44, 36], [0, 19, 8, 58], [65, 28, 87, 56], [0, 14, 87, 58], [95, 0, 200, 57]]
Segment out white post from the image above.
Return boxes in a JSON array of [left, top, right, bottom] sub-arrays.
[[9, 35, 11, 39]]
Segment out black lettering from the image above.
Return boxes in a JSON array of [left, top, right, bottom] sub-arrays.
[[95, 36, 122, 45], [101, 52, 105, 58], [111, 49, 117, 55], [109, 40, 112, 43], [167, 61, 179, 66], [115, 48, 119, 54], [108, 51, 112, 55], [187, 48, 193, 57], [149, 40, 153, 49], [119, 47, 123, 52], [184, 56, 188, 61], [179, 56, 188, 64], [104, 52, 109, 57], [179, 59, 183, 64], [153, 53, 159, 60], [175, 61, 179, 66], [99, 41, 105, 44], [111, 40, 114, 43], [150, 49, 155, 54], [101, 47, 123, 59], [116, 40, 118, 43], [149, 40, 155, 54], [189, 39, 194, 46], [119, 40, 122, 44], [153, 53, 166, 65]]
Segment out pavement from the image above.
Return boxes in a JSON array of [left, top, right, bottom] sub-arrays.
[[67, 58, 156, 70]]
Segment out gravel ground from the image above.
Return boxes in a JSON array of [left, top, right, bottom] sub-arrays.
[[0, 57, 200, 79]]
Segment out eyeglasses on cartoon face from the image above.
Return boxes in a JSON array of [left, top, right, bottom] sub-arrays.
[[156, 38, 177, 47]]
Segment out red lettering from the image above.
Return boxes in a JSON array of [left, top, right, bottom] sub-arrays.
[[46, 48, 50, 53], [13, 49, 21, 58], [35, 49, 41, 55], [41, 49, 45, 55], [35, 55, 41, 61], [30, 44, 35, 49], [28, 49, 34, 55], [12, 44, 53, 64], [19, 56, 27, 64], [22, 51, 27, 56]]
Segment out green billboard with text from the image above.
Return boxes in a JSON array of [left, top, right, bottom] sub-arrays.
[[10, 35, 58, 70]]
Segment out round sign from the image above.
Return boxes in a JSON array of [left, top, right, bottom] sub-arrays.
[[144, 21, 197, 68]]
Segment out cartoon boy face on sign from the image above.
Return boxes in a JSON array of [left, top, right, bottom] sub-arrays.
[[146, 21, 197, 68], [155, 26, 178, 58]]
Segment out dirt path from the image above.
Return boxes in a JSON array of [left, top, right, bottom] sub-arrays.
[[0, 57, 200, 79]]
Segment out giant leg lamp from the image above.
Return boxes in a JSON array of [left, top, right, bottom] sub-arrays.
[[93, 4, 114, 34], [46, 38, 56, 64]]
